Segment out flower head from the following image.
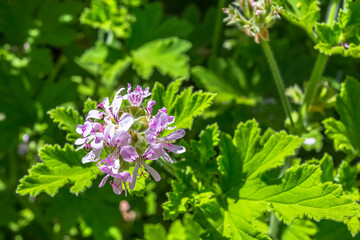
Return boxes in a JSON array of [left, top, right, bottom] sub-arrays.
[[75, 83, 186, 195], [223, 0, 284, 43]]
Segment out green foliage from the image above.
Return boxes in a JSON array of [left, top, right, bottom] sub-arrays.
[[16, 144, 101, 197], [48, 107, 84, 142], [151, 79, 216, 131], [281, 219, 317, 240], [164, 120, 360, 239], [192, 57, 255, 104], [314, 1, 360, 57], [323, 77, 360, 158], [144, 215, 204, 240], [276, 0, 320, 39], [80, 0, 135, 38], [132, 37, 192, 79]]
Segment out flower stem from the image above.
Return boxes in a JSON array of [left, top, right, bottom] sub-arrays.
[[211, 0, 226, 57], [157, 157, 176, 178], [301, 0, 340, 123], [260, 39, 294, 126], [301, 54, 328, 119], [269, 213, 279, 240]]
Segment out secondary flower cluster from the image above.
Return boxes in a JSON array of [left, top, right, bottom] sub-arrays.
[[75, 84, 186, 195], [223, 0, 283, 43]]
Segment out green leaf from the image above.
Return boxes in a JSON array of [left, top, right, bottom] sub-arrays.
[[76, 41, 109, 75], [323, 77, 360, 158], [144, 215, 204, 240], [181, 123, 220, 172], [144, 224, 167, 240], [151, 80, 216, 131], [319, 153, 334, 183], [281, 219, 318, 240], [16, 144, 101, 197], [131, 37, 192, 80], [178, 120, 360, 239], [83, 98, 98, 116], [48, 107, 84, 142], [162, 167, 213, 220], [125, 2, 193, 49], [276, 0, 320, 39], [315, 220, 359, 240], [192, 57, 255, 104], [314, 2, 360, 57], [80, 0, 134, 38]]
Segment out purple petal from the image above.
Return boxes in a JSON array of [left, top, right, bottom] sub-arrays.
[[112, 178, 123, 195], [162, 129, 186, 141], [164, 144, 186, 154], [104, 124, 116, 145], [75, 137, 86, 145], [110, 88, 124, 120], [76, 124, 84, 135], [87, 110, 103, 120], [143, 144, 162, 160], [91, 136, 104, 150], [130, 162, 140, 190], [112, 130, 131, 148], [118, 113, 134, 131], [147, 100, 156, 116], [120, 146, 139, 162], [162, 151, 174, 163], [142, 161, 161, 181], [82, 150, 96, 163], [145, 127, 157, 145], [99, 174, 110, 187]]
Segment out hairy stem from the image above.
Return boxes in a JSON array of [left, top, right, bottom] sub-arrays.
[[211, 0, 226, 57], [261, 39, 294, 126]]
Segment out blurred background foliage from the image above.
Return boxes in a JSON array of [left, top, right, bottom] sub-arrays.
[[0, 0, 360, 239]]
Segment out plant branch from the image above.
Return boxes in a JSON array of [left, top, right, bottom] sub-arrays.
[[211, 0, 226, 57], [301, 0, 340, 123], [261, 39, 294, 126]]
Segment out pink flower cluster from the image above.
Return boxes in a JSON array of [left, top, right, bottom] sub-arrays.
[[75, 84, 186, 195]]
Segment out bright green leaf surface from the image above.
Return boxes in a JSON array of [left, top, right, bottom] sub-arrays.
[[323, 77, 360, 158], [276, 0, 320, 39], [151, 80, 216, 130], [16, 144, 101, 197], [282, 219, 317, 240]]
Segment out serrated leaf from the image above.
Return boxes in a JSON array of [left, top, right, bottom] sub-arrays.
[[168, 120, 360, 239], [314, 2, 360, 57], [162, 167, 213, 220], [323, 77, 360, 158], [276, 0, 320, 39], [180, 123, 220, 172], [80, 0, 134, 38], [16, 144, 101, 197], [48, 107, 84, 142], [151, 80, 215, 131], [131, 37, 192, 80], [83, 98, 98, 116]]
